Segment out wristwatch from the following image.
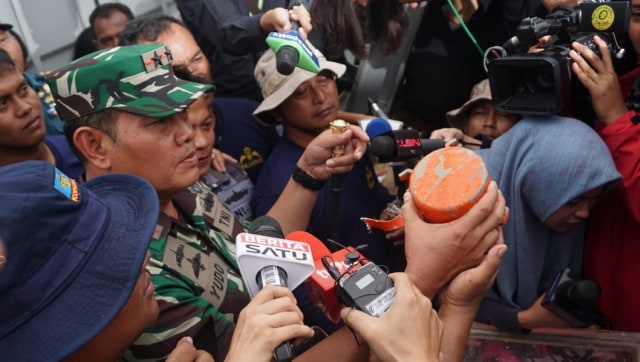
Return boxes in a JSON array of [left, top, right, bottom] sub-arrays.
[[292, 166, 326, 190]]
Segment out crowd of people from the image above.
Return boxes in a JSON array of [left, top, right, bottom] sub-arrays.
[[0, 0, 639, 360]]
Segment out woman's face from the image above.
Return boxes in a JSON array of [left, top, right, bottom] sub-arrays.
[[544, 186, 604, 232]]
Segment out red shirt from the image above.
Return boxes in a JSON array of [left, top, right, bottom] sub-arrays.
[[584, 67, 640, 332]]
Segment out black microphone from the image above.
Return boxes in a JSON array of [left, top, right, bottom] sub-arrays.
[[369, 130, 445, 163], [236, 216, 315, 362], [542, 268, 602, 327]]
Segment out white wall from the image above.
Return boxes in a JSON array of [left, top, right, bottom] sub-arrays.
[[1, 0, 178, 72]]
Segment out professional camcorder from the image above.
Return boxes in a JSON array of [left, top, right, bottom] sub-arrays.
[[488, 1, 630, 116]]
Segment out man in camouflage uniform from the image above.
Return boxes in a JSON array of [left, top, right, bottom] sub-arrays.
[[46, 43, 374, 361], [46, 43, 508, 361]]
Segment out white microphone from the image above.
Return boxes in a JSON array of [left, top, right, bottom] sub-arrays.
[[236, 216, 315, 362], [236, 216, 315, 298]]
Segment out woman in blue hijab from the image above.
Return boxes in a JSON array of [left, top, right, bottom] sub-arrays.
[[474, 116, 621, 334]]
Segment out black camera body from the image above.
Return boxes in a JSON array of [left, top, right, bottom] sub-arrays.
[[488, 1, 630, 116], [542, 268, 603, 327]]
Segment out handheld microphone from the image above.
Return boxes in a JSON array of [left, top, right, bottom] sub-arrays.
[[542, 268, 602, 327], [236, 216, 315, 362], [369, 129, 445, 163], [364, 117, 392, 139], [266, 2, 320, 75]]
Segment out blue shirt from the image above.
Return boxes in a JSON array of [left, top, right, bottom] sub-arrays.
[[215, 97, 280, 184], [252, 137, 394, 267]]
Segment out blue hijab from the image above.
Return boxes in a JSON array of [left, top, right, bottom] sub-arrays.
[[477, 116, 621, 309]]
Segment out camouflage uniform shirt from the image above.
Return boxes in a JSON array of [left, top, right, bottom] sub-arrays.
[[124, 184, 251, 361]]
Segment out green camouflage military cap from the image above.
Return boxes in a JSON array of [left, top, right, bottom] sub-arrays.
[[45, 43, 213, 121]]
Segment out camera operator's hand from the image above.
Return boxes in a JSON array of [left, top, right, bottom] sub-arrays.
[[569, 35, 627, 125], [340, 273, 443, 362], [403, 181, 507, 298], [517, 294, 572, 330]]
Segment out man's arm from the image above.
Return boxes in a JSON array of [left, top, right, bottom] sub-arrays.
[[215, 2, 312, 56], [266, 127, 369, 235], [438, 242, 506, 361]]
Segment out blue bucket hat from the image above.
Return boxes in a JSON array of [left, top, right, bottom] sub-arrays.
[[0, 161, 159, 360]]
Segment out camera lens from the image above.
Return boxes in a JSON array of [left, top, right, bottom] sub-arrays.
[[523, 65, 556, 93]]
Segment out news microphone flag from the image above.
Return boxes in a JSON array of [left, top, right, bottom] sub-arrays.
[[236, 231, 315, 298]]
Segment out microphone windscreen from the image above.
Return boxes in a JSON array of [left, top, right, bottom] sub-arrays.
[[369, 135, 396, 159], [276, 46, 299, 75], [286, 231, 330, 261], [249, 215, 284, 238], [365, 118, 392, 139]]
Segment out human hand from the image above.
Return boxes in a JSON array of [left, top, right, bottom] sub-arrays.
[[289, 4, 313, 39], [569, 35, 627, 125], [528, 35, 553, 54], [429, 128, 464, 145], [296, 126, 369, 182], [446, 0, 479, 25], [517, 294, 572, 330], [166, 337, 214, 362], [261, 6, 312, 40], [210, 149, 237, 173], [439, 241, 507, 311], [403, 181, 507, 298], [340, 273, 443, 362], [436, 242, 506, 362], [225, 286, 314, 362]]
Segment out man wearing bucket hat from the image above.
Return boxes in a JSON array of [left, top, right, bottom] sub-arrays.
[[252, 45, 400, 282], [431, 79, 521, 149], [46, 43, 376, 361]]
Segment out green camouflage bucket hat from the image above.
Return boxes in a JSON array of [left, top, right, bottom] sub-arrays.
[[45, 43, 213, 121]]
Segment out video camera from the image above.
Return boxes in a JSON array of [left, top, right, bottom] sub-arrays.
[[488, 1, 630, 116]]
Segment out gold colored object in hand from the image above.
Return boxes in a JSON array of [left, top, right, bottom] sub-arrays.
[[330, 119, 349, 157]]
